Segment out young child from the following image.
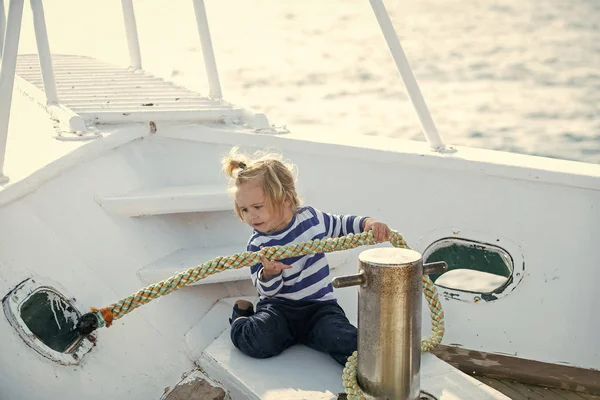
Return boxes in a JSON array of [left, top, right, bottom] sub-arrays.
[[222, 147, 391, 366]]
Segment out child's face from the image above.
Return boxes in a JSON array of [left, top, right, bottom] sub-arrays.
[[235, 182, 291, 233]]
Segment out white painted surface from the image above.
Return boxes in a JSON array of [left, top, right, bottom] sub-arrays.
[[139, 243, 353, 286], [96, 184, 233, 217], [198, 299, 509, 399], [14, 74, 88, 133], [30, 0, 58, 105], [1, 42, 598, 400], [154, 126, 600, 370], [0, 143, 237, 399], [0, 95, 147, 202], [0, 0, 6, 57], [419, 353, 511, 400], [139, 245, 250, 285], [0, 0, 595, 396], [0, 115, 598, 399], [81, 108, 243, 124], [369, 0, 444, 151], [184, 297, 245, 360], [192, 0, 222, 100], [0, 0, 25, 179], [121, 0, 142, 70]]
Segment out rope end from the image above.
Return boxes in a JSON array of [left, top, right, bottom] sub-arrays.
[[91, 307, 114, 328], [75, 307, 114, 335]]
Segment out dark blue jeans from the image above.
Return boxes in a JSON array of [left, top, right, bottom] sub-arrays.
[[230, 298, 357, 366]]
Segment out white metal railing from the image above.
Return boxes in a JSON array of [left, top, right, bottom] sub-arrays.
[[0, 0, 25, 183], [0, 0, 441, 182], [30, 0, 57, 104], [119, 0, 223, 100], [192, 0, 222, 100], [121, 0, 142, 70], [0, 0, 59, 183], [369, 0, 445, 151], [0, 0, 224, 183], [0, 0, 6, 57]]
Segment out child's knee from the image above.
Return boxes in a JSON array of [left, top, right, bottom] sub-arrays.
[[230, 318, 290, 359], [233, 339, 284, 359]]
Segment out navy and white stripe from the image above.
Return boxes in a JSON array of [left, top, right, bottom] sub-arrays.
[[247, 206, 367, 301]]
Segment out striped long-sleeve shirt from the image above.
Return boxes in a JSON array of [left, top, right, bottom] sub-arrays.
[[247, 206, 367, 302]]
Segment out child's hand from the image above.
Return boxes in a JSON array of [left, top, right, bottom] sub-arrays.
[[260, 255, 292, 280], [363, 218, 391, 243]]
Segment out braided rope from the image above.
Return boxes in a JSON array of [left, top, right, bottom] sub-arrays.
[[90, 230, 444, 398]]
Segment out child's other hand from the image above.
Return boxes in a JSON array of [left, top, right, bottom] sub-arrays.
[[260, 255, 292, 280], [363, 218, 391, 243]]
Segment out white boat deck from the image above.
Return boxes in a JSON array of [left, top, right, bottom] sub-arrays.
[[1, 89, 90, 188], [192, 298, 510, 400], [0, 87, 154, 205]]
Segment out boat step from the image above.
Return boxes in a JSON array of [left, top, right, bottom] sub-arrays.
[[96, 184, 232, 217], [184, 297, 254, 362], [15, 54, 243, 130], [138, 245, 250, 286], [138, 245, 353, 287], [196, 298, 511, 400]]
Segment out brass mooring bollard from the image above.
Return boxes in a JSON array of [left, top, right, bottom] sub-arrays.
[[332, 248, 447, 400]]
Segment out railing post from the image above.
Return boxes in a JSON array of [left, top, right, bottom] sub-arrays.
[[332, 248, 447, 399], [0, 0, 25, 183], [192, 0, 222, 100], [0, 0, 6, 57], [30, 0, 58, 105], [369, 0, 446, 152], [121, 0, 142, 70]]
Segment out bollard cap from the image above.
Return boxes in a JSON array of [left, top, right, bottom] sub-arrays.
[[358, 247, 421, 267]]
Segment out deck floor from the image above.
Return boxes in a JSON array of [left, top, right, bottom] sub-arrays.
[[476, 377, 600, 400]]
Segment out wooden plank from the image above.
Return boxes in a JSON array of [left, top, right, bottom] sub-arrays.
[[552, 388, 600, 400], [579, 393, 600, 400], [549, 388, 590, 399], [540, 388, 578, 399], [476, 377, 593, 400], [509, 380, 555, 399], [432, 345, 600, 395], [528, 386, 579, 399]]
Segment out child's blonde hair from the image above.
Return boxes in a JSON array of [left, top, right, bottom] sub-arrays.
[[222, 147, 301, 220]]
